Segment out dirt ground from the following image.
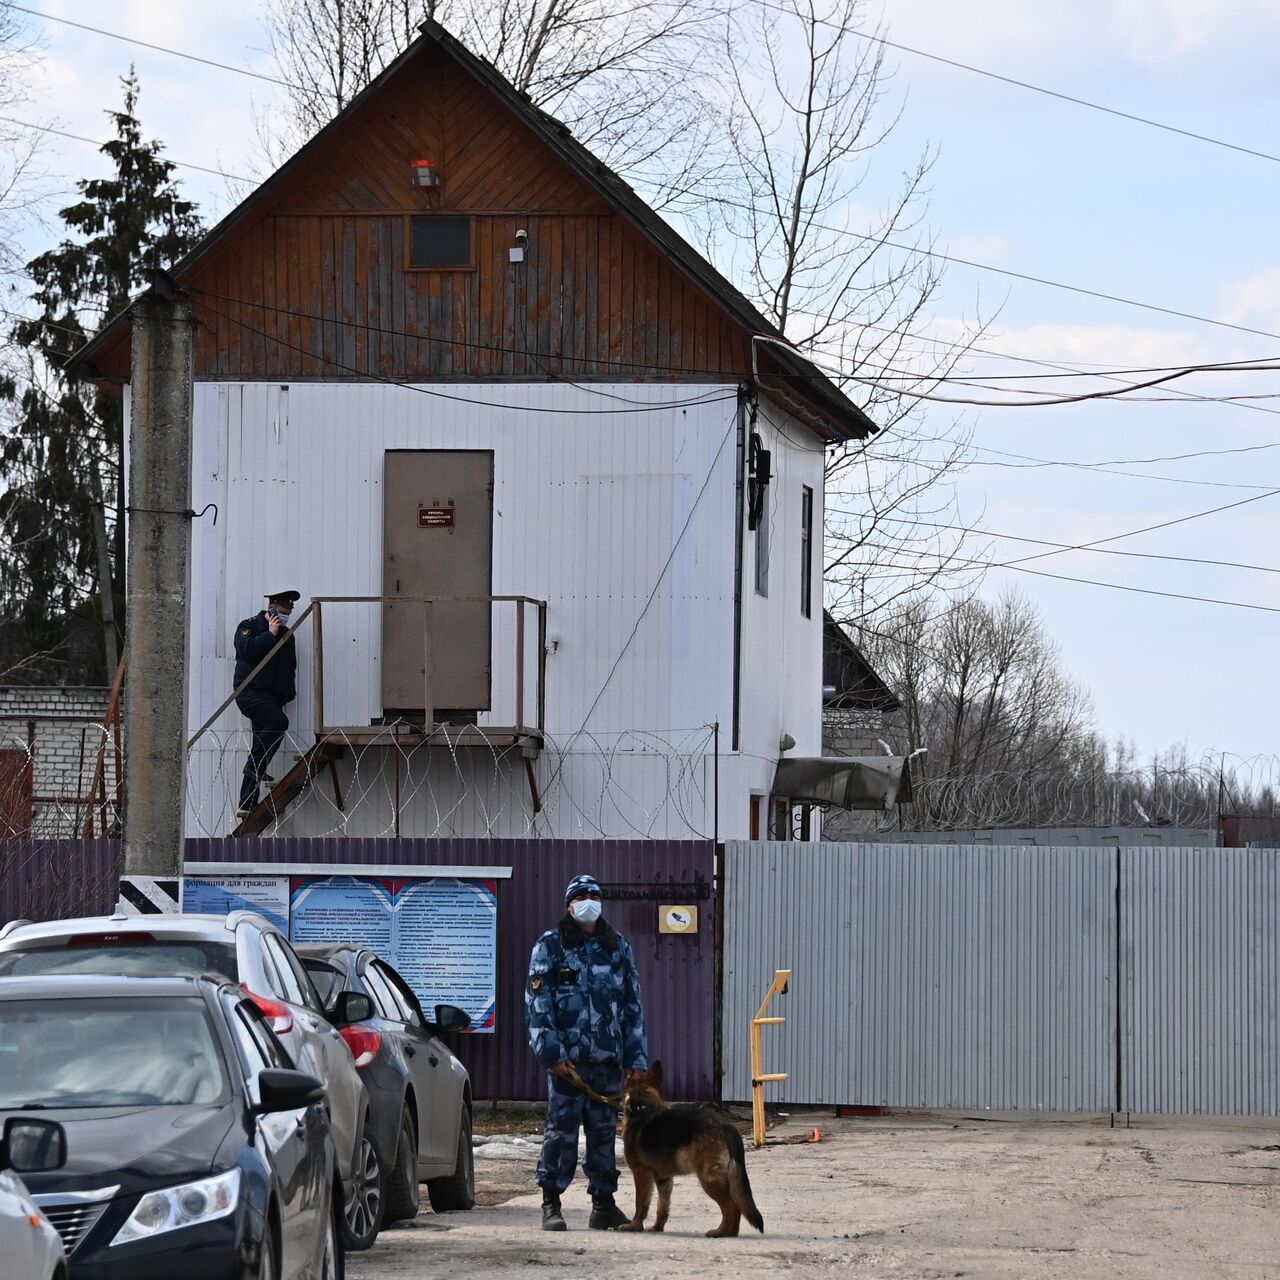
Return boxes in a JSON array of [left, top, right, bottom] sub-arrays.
[[351, 1110, 1280, 1279]]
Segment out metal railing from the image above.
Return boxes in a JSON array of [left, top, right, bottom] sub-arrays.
[[189, 595, 548, 751]]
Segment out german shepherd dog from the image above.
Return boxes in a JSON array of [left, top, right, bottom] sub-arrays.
[[618, 1061, 764, 1237]]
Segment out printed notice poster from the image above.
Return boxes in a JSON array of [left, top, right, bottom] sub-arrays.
[[286, 875, 497, 1033], [182, 876, 289, 932], [394, 879, 497, 1033], [290, 876, 393, 955]]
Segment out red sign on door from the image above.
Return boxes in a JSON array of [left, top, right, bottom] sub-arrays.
[[418, 506, 455, 528]]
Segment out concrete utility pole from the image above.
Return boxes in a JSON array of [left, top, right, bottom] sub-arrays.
[[122, 275, 195, 880]]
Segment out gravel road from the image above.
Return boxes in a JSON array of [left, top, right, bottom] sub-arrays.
[[350, 1110, 1280, 1278]]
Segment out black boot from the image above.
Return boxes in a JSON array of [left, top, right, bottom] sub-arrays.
[[588, 1193, 628, 1230], [541, 1189, 567, 1231]]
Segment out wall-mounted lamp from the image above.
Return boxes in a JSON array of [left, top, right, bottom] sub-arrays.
[[510, 227, 528, 263], [411, 159, 440, 188]]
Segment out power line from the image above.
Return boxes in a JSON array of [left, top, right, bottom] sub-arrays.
[[894, 452, 1279, 492], [199, 289, 1280, 422], [838, 314, 1280, 426], [22, 4, 1280, 347], [9, 6, 295, 89], [202, 303, 737, 415], [992, 486, 1280, 569], [833, 356, 1280, 408], [839, 510, 1280, 576], [0, 115, 251, 182], [747, 0, 1280, 167], [852, 543, 1280, 616]]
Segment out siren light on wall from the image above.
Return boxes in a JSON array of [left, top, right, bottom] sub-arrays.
[[411, 159, 440, 188]]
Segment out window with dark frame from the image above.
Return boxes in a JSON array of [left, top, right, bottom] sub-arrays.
[[409, 215, 472, 268], [800, 485, 813, 618]]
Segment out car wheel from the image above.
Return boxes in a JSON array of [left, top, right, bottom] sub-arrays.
[[342, 1131, 384, 1250], [426, 1104, 475, 1212], [383, 1106, 421, 1223]]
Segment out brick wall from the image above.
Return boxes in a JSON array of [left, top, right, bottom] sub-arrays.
[[0, 687, 118, 837]]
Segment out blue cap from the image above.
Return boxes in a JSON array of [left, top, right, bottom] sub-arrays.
[[565, 874, 602, 904]]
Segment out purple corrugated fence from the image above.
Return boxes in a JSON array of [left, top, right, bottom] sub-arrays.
[[0, 839, 122, 924], [1, 837, 716, 1100], [188, 837, 717, 1101]]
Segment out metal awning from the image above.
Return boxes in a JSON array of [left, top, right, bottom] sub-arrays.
[[772, 756, 914, 811]]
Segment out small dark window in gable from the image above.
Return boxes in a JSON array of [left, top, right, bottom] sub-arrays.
[[409, 215, 472, 268]]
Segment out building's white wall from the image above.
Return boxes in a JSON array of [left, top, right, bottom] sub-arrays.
[[182, 381, 746, 838], [176, 381, 829, 841], [734, 400, 827, 834]]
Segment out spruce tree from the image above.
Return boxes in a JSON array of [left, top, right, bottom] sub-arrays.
[[0, 70, 202, 683]]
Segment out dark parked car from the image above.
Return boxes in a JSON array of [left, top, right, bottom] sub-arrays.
[[0, 913, 380, 1252], [0, 973, 344, 1279], [297, 946, 475, 1222]]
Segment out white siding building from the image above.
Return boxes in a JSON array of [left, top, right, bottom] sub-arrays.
[[177, 380, 827, 840], [80, 22, 879, 844]]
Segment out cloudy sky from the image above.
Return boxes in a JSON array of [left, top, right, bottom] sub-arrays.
[[6, 0, 1280, 763]]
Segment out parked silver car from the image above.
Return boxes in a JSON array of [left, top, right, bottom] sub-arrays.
[[299, 944, 475, 1221], [0, 1117, 67, 1280], [0, 912, 383, 1251]]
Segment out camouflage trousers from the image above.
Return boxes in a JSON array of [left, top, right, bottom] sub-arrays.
[[536, 1062, 622, 1196]]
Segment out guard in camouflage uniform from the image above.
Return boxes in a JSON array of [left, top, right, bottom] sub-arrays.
[[525, 873, 648, 1231]]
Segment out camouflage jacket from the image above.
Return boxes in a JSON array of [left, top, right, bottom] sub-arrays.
[[525, 915, 648, 1071]]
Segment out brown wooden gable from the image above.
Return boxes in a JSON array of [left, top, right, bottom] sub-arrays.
[[86, 40, 750, 385]]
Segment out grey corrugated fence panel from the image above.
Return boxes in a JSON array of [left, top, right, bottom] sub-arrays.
[[186, 837, 715, 1102], [1122, 846, 1280, 1114], [723, 841, 1116, 1111], [854, 828, 1218, 848], [0, 839, 122, 923]]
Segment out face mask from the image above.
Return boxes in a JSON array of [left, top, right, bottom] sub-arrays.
[[570, 899, 601, 924]]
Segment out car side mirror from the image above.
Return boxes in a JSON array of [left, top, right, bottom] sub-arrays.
[[433, 1004, 472, 1034], [254, 1068, 325, 1114], [326, 991, 374, 1027], [1, 1117, 67, 1174]]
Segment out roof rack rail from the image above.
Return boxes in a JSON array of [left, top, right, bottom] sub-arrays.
[[0, 918, 33, 940]]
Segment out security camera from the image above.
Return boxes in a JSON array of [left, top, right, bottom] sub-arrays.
[[515, 228, 528, 245]]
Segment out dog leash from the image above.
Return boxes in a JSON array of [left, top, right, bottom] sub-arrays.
[[563, 1064, 623, 1111]]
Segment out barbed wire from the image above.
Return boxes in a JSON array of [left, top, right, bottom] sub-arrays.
[[830, 754, 1280, 834], [186, 724, 718, 841], [0, 718, 121, 839], [3, 716, 719, 841]]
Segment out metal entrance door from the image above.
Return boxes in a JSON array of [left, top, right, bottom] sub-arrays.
[[382, 450, 493, 716]]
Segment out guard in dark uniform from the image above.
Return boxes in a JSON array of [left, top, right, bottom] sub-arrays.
[[233, 589, 300, 817], [525, 874, 648, 1231]]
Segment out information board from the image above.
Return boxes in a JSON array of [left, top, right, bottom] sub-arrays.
[[181, 875, 289, 932], [182, 871, 498, 1033], [289, 875, 497, 1033]]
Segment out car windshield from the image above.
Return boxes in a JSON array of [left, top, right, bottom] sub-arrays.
[[0, 942, 238, 981], [0, 997, 229, 1109]]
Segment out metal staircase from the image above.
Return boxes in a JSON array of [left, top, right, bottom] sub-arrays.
[[231, 739, 345, 837]]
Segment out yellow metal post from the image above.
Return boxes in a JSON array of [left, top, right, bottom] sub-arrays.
[[750, 968, 792, 1148]]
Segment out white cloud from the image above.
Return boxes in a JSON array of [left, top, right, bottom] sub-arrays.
[[881, 0, 1280, 85], [1216, 267, 1280, 334]]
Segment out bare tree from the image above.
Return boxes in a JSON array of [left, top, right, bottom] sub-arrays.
[[259, 0, 721, 208], [864, 591, 1094, 777], [705, 0, 988, 622], [258, 0, 988, 617], [0, 2, 43, 283], [831, 589, 1102, 830]]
